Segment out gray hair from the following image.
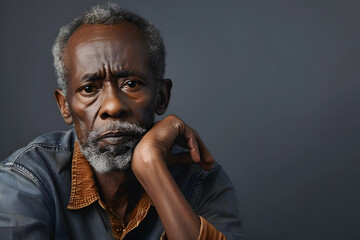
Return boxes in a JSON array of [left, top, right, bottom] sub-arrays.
[[52, 3, 165, 93], [79, 120, 147, 174]]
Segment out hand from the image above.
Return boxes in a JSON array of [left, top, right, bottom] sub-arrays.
[[132, 115, 214, 174]]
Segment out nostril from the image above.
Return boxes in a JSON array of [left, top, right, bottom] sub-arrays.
[[100, 112, 111, 119], [99, 108, 127, 120]]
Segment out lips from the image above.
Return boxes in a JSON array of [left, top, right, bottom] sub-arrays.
[[97, 131, 141, 145]]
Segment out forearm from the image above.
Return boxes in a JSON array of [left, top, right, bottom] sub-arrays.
[[132, 154, 200, 240], [131, 115, 220, 240]]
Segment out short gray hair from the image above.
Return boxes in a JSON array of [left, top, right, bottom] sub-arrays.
[[52, 3, 165, 92]]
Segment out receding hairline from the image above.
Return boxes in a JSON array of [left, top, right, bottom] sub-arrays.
[[61, 22, 153, 84], [64, 22, 147, 50], [52, 3, 166, 92]]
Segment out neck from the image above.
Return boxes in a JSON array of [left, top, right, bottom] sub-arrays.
[[93, 170, 142, 221], [94, 170, 127, 197]]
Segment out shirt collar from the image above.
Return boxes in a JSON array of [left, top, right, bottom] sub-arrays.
[[67, 141, 101, 210], [67, 141, 153, 210]]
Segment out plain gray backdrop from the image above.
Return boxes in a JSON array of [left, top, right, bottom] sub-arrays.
[[1, 0, 359, 239]]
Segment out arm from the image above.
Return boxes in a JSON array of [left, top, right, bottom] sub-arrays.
[[131, 115, 216, 240]]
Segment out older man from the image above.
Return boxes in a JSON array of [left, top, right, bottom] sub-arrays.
[[0, 4, 243, 240]]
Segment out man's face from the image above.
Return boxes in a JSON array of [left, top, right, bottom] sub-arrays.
[[56, 23, 167, 173]]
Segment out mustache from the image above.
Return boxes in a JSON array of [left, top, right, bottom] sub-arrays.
[[86, 121, 148, 145]]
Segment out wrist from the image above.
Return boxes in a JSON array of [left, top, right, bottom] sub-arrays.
[[131, 144, 167, 184]]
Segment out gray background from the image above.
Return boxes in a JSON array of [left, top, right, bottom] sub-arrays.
[[1, 0, 359, 239]]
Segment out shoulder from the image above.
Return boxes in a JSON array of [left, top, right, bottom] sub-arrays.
[[0, 129, 76, 197], [1, 129, 76, 166], [0, 130, 76, 236]]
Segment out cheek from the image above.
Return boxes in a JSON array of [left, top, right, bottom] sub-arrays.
[[69, 99, 98, 144], [130, 91, 157, 123]]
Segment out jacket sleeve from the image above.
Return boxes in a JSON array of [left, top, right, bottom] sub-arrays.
[[192, 164, 247, 240], [0, 163, 53, 240]]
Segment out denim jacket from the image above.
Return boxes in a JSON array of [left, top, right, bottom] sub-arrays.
[[0, 130, 245, 239]]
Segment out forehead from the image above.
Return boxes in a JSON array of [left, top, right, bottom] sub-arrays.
[[66, 22, 147, 50], [63, 23, 150, 81]]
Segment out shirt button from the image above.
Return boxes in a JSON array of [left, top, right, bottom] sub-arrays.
[[116, 228, 120, 232]]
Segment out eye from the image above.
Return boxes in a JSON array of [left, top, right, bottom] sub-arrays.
[[123, 80, 142, 91], [126, 81, 138, 88], [79, 85, 98, 95]]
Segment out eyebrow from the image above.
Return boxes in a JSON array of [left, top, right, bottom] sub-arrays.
[[81, 73, 103, 81], [81, 70, 147, 82], [113, 70, 147, 80]]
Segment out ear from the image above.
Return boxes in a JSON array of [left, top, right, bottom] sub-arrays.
[[55, 89, 73, 125], [155, 79, 172, 115]]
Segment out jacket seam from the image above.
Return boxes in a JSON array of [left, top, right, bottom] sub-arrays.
[[188, 168, 205, 205], [6, 144, 71, 165], [3, 143, 63, 217], [11, 163, 55, 218], [188, 164, 221, 206]]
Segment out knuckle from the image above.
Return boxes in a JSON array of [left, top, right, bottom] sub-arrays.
[[166, 114, 178, 120], [173, 119, 183, 132], [166, 115, 184, 132]]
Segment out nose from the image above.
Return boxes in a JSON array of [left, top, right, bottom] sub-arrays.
[[99, 84, 130, 120]]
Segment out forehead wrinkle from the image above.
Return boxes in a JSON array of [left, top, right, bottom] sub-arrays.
[[64, 23, 152, 86], [91, 40, 129, 71], [111, 62, 129, 74], [105, 42, 127, 72], [72, 40, 123, 77]]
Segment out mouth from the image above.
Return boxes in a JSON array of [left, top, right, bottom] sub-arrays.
[[97, 131, 142, 145]]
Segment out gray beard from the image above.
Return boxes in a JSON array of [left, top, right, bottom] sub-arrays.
[[78, 121, 148, 174]]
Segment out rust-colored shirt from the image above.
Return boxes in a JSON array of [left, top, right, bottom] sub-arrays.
[[67, 141, 225, 240]]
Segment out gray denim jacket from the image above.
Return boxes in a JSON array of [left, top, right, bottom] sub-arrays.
[[0, 130, 245, 239]]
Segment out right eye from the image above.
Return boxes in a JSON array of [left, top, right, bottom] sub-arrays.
[[80, 85, 98, 95]]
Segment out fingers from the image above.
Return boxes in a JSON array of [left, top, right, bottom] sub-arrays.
[[192, 130, 215, 170], [166, 150, 213, 171], [175, 117, 214, 170], [151, 115, 215, 170], [183, 127, 201, 164]]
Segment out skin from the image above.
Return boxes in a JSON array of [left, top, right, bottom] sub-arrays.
[[55, 22, 214, 240]]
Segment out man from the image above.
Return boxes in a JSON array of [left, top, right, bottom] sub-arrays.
[[0, 3, 244, 240]]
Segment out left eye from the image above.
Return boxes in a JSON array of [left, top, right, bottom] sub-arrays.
[[126, 81, 138, 88]]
